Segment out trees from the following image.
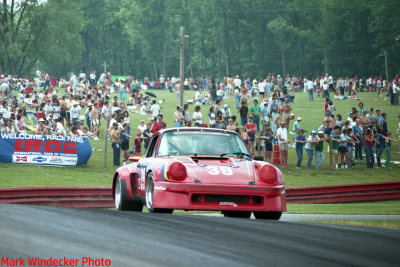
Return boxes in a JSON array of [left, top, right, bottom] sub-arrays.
[[1, 0, 399, 79], [0, 0, 85, 76]]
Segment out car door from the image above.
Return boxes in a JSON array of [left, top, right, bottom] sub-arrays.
[[136, 134, 160, 196]]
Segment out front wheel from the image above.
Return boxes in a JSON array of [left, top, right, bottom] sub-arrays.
[[253, 211, 282, 220], [114, 176, 143, 212], [145, 173, 173, 214]]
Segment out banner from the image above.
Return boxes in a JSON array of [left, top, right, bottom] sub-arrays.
[[0, 133, 92, 166]]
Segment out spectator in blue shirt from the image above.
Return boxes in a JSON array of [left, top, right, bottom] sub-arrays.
[[373, 129, 388, 168], [270, 98, 280, 132], [294, 129, 307, 168], [261, 102, 269, 127], [352, 119, 363, 161]]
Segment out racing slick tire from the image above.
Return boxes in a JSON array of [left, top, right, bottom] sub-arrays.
[[253, 211, 282, 220], [146, 172, 174, 214], [114, 175, 143, 212], [223, 211, 252, 219]]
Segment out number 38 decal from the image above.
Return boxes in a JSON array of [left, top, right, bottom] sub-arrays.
[[206, 166, 233, 175]]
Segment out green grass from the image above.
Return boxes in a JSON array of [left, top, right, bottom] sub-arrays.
[[303, 220, 400, 230], [1, 88, 399, 215]]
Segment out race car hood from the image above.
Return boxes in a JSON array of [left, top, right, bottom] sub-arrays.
[[172, 156, 255, 185]]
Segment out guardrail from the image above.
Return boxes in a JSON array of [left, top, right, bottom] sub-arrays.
[[0, 187, 114, 208], [285, 181, 400, 204], [0, 181, 399, 208]]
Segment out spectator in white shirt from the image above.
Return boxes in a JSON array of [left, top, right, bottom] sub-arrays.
[[101, 101, 111, 129], [234, 75, 242, 88], [56, 118, 67, 136], [276, 122, 289, 169], [53, 100, 61, 121], [150, 100, 161, 120], [1, 101, 11, 119], [192, 106, 203, 127], [70, 102, 80, 126], [44, 101, 53, 120]]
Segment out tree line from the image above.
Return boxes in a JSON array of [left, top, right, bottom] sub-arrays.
[[1, 0, 399, 80]]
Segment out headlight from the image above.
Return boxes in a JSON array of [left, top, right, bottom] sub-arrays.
[[259, 165, 278, 185], [168, 162, 187, 180]]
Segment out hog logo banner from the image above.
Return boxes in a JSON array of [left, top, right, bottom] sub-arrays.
[[0, 133, 92, 166]]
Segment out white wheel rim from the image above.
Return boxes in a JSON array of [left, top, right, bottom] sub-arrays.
[[115, 179, 121, 209], [146, 178, 153, 209]]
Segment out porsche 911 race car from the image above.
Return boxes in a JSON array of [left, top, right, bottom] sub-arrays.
[[112, 128, 286, 219]]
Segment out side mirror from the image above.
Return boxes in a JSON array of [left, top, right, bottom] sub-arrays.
[[129, 156, 142, 162]]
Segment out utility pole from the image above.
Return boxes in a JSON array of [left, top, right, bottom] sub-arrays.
[[225, 55, 229, 75], [324, 53, 328, 74], [279, 32, 286, 79], [163, 44, 166, 79], [179, 27, 189, 106], [103, 121, 108, 167], [384, 50, 388, 82], [281, 49, 286, 79], [103, 59, 108, 167], [217, 39, 221, 83], [179, 26, 185, 107]]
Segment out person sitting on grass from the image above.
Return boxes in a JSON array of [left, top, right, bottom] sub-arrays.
[[4, 118, 20, 134], [79, 126, 95, 138], [292, 117, 301, 134], [69, 126, 80, 137], [35, 118, 48, 135]]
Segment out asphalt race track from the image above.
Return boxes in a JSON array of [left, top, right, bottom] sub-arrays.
[[1, 204, 399, 267]]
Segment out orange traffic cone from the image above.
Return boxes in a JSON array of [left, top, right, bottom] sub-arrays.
[[273, 144, 280, 165]]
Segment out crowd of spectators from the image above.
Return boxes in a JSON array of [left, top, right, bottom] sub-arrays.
[[0, 70, 399, 169]]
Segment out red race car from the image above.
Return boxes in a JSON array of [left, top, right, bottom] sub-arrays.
[[112, 128, 286, 219]]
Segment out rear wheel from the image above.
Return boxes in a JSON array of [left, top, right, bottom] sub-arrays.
[[253, 211, 282, 220], [114, 176, 143, 212], [223, 211, 251, 219], [145, 173, 173, 214]]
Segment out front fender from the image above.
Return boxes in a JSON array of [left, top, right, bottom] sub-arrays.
[[112, 163, 139, 200]]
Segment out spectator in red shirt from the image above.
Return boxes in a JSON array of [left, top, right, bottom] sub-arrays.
[[364, 128, 374, 168], [324, 98, 330, 111], [245, 116, 256, 154], [134, 132, 143, 156], [152, 114, 167, 134]]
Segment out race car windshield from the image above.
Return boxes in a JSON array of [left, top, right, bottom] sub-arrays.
[[157, 130, 249, 157]]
